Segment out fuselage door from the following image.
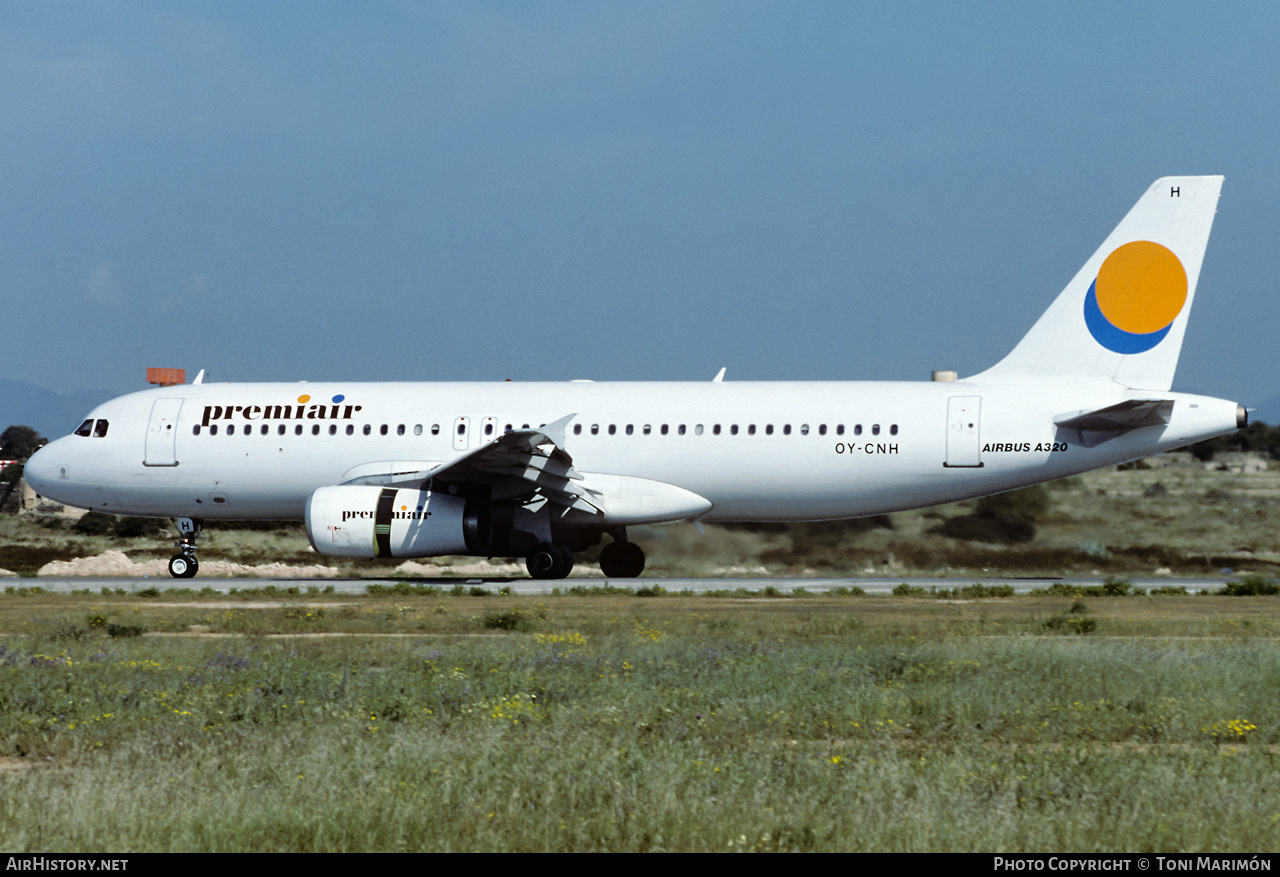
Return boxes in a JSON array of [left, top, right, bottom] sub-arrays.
[[452, 416, 470, 452], [945, 396, 983, 468], [144, 398, 184, 467]]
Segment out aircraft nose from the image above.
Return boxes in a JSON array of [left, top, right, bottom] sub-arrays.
[[22, 443, 61, 498]]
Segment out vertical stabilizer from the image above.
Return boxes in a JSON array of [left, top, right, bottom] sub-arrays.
[[972, 176, 1223, 390]]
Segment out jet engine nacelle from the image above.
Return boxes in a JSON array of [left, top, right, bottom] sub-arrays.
[[306, 485, 479, 559]]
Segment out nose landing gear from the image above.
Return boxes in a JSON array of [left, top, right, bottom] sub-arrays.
[[168, 517, 203, 578]]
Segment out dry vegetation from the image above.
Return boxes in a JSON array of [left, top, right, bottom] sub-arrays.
[[3, 589, 1280, 851]]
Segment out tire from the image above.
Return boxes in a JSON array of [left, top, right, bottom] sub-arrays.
[[552, 543, 575, 578], [169, 554, 199, 579], [526, 543, 573, 579], [599, 541, 645, 578]]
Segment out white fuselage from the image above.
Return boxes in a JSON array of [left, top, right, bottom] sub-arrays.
[[26, 378, 1240, 523]]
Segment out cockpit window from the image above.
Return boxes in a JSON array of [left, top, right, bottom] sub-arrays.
[[93, 419, 109, 438], [74, 419, 93, 437]]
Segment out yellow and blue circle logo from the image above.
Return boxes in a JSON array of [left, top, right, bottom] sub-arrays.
[[1084, 240, 1187, 354]]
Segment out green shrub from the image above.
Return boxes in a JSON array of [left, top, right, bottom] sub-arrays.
[[73, 512, 118, 536], [114, 516, 163, 538], [958, 583, 1015, 598], [826, 586, 866, 597], [1102, 577, 1133, 596], [481, 609, 529, 631], [1043, 614, 1097, 634], [1221, 575, 1280, 596], [366, 582, 440, 596], [937, 485, 1051, 544]]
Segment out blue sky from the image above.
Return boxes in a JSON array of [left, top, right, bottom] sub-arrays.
[[3, 2, 1278, 414]]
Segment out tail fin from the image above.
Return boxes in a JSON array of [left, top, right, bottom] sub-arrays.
[[972, 175, 1223, 390]]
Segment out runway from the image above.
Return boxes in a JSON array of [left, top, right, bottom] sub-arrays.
[[14, 575, 1232, 596]]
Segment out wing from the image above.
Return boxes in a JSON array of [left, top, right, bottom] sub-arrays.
[[341, 414, 605, 514]]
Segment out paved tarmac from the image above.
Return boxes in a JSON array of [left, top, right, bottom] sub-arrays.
[[11, 575, 1234, 596]]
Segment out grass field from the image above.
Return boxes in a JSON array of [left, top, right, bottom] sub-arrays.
[[2, 588, 1280, 851]]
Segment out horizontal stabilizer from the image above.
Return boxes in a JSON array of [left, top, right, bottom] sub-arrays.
[[1054, 399, 1174, 432], [1054, 399, 1174, 448]]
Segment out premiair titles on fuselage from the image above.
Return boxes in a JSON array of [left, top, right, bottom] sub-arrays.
[[200, 395, 363, 427]]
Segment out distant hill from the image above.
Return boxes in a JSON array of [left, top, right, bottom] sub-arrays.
[[0, 379, 117, 441]]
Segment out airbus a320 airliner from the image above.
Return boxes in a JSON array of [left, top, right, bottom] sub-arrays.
[[26, 176, 1245, 579]]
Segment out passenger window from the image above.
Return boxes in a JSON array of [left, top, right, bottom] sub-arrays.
[[766, 424, 774, 435], [574, 424, 582, 435], [783, 425, 792, 435], [800, 424, 810, 436], [380, 425, 388, 436], [363, 424, 371, 436], [482, 423, 492, 436], [312, 425, 321, 436], [626, 425, 634, 435], [211, 425, 219, 436], [661, 424, 669, 435], [228, 424, 236, 436], [730, 425, 738, 435], [74, 419, 94, 437], [748, 424, 756, 435], [346, 425, 353, 436], [295, 425, 303, 436], [398, 425, 406, 436], [643, 424, 651, 435], [279, 424, 287, 436], [608, 425, 616, 435], [890, 424, 898, 435], [329, 425, 337, 435], [192, 425, 201, 436], [854, 424, 863, 436], [695, 424, 704, 436], [872, 424, 880, 436], [432, 424, 441, 435], [415, 425, 424, 436], [818, 424, 827, 436], [591, 424, 599, 435], [713, 424, 721, 435], [837, 425, 845, 436], [94, 420, 109, 438], [678, 424, 686, 435]]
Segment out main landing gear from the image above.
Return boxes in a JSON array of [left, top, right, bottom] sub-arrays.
[[524, 538, 646, 580], [526, 542, 574, 580], [169, 517, 202, 579], [598, 540, 645, 579]]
